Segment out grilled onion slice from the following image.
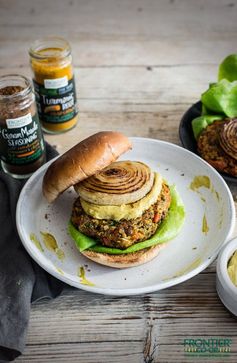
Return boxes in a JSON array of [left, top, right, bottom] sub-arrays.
[[80, 172, 163, 220], [74, 161, 154, 205], [219, 119, 237, 160]]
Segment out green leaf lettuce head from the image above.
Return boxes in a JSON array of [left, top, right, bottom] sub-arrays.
[[201, 79, 237, 118], [218, 54, 237, 82], [191, 54, 237, 139], [68, 185, 185, 255], [191, 79, 237, 139]]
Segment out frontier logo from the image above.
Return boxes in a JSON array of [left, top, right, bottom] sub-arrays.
[[183, 337, 232, 358]]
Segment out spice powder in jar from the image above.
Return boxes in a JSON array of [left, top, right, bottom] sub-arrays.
[[0, 74, 45, 178], [29, 37, 78, 134]]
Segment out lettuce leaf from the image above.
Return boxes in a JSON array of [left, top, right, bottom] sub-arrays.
[[218, 54, 237, 82], [68, 222, 97, 251], [201, 79, 237, 118], [68, 185, 185, 255], [192, 115, 223, 140]]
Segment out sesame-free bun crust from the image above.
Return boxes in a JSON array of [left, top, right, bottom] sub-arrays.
[[81, 243, 166, 268], [43, 132, 132, 203]]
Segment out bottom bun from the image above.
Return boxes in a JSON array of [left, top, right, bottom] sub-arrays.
[[81, 243, 166, 268]]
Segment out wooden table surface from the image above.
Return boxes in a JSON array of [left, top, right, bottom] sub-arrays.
[[1, 0, 237, 362]]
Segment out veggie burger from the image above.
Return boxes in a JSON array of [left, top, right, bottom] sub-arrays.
[[43, 132, 185, 268]]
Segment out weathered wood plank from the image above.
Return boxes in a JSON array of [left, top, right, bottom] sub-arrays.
[[15, 341, 237, 363], [1, 0, 237, 39], [1, 0, 237, 70], [0, 40, 234, 68], [44, 109, 185, 152], [0, 65, 216, 112], [16, 344, 144, 363], [16, 272, 237, 362]]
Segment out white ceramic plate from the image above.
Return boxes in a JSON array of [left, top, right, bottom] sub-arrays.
[[16, 138, 235, 296]]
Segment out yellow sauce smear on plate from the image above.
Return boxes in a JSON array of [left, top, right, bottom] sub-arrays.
[[40, 232, 65, 260], [189, 175, 211, 191], [78, 267, 95, 286], [55, 267, 64, 275], [189, 175, 220, 202], [30, 233, 44, 252], [163, 257, 202, 281], [202, 214, 209, 235]]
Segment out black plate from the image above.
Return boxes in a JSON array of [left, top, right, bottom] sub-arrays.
[[179, 101, 236, 183]]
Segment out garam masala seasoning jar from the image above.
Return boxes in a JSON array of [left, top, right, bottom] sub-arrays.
[[0, 74, 45, 178], [29, 37, 78, 133]]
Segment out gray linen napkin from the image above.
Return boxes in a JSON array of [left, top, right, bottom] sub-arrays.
[[0, 143, 65, 362]]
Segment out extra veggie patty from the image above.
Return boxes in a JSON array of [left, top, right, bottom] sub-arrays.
[[197, 120, 237, 176]]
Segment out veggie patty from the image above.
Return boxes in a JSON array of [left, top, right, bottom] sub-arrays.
[[71, 183, 171, 249]]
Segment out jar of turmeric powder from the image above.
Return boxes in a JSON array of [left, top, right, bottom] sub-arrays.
[[29, 37, 78, 134]]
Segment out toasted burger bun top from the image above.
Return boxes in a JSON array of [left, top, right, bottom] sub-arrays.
[[43, 131, 132, 203]]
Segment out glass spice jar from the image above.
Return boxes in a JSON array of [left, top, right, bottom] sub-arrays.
[[29, 37, 78, 134], [0, 74, 45, 179]]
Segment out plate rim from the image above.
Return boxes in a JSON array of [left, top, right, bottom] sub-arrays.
[[16, 137, 236, 296]]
